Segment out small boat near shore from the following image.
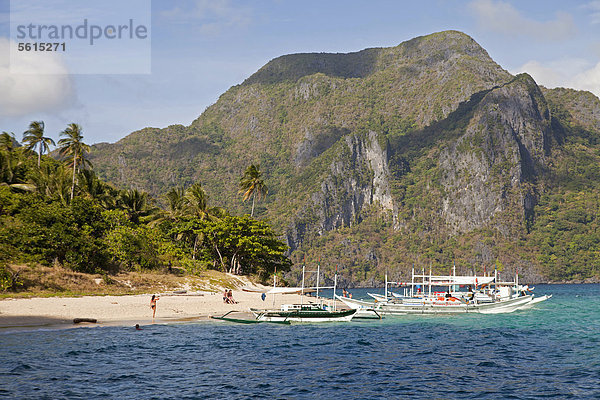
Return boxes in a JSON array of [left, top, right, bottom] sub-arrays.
[[250, 263, 359, 323], [250, 304, 356, 323]]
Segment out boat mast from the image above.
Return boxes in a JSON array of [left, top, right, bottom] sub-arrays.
[[333, 266, 338, 311], [301, 264, 305, 306], [316, 260, 320, 299], [385, 273, 388, 300], [272, 266, 277, 307], [428, 264, 432, 297], [422, 266, 425, 296], [411, 265, 414, 297], [453, 261, 456, 293], [494, 267, 498, 299]]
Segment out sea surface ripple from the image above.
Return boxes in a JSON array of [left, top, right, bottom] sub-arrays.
[[1, 284, 599, 399]]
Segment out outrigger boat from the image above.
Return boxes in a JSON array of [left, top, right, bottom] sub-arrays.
[[210, 310, 291, 325], [338, 267, 551, 315], [249, 264, 357, 323], [250, 303, 356, 323]]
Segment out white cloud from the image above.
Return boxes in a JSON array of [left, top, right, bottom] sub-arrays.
[[0, 37, 75, 118], [469, 0, 576, 41], [515, 58, 600, 98], [570, 63, 600, 96], [516, 61, 564, 88], [159, 0, 252, 35]]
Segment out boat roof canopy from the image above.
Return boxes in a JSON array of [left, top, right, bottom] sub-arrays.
[[266, 287, 316, 294], [392, 276, 496, 286]]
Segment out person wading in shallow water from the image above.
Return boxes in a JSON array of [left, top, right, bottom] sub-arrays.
[[150, 295, 159, 319]]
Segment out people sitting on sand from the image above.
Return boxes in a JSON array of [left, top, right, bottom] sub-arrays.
[[227, 289, 237, 304], [223, 289, 229, 303]]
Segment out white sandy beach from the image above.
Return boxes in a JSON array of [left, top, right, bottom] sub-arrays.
[[0, 289, 322, 330]]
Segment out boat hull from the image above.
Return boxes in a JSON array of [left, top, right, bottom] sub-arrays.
[[339, 294, 542, 315], [335, 295, 376, 309], [250, 308, 356, 322], [334, 295, 382, 319], [210, 315, 291, 325]]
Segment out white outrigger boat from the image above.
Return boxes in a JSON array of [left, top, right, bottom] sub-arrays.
[[337, 267, 551, 315]]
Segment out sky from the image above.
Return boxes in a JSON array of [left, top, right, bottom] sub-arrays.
[[0, 0, 599, 145]]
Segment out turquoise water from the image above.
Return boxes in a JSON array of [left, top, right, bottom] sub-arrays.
[[1, 284, 598, 399]]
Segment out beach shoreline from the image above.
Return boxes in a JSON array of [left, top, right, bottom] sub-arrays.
[[0, 289, 321, 331]]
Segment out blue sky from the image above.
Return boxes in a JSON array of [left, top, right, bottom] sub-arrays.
[[1, 0, 599, 145]]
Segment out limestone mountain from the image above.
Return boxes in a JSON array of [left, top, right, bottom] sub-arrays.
[[89, 31, 600, 284]]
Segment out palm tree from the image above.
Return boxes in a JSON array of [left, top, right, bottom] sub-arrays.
[[239, 164, 268, 217], [183, 183, 210, 259], [165, 186, 186, 218], [180, 183, 227, 259], [118, 188, 159, 224], [0, 132, 17, 184], [185, 183, 209, 219], [0, 132, 18, 153], [23, 121, 55, 167], [30, 164, 72, 205], [0, 132, 30, 187], [58, 123, 91, 201], [78, 169, 116, 209]]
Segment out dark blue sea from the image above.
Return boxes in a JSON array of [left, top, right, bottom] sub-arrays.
[[1, 284, 599, 399]]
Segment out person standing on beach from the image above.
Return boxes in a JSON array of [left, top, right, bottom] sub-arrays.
[[150, 295, 159, 319]]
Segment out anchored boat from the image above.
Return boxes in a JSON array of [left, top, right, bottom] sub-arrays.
[[250, 303, 356, 323], [210, 310, 291, 325], [250, 263, 359, 323], [338, 267, 551, 315]]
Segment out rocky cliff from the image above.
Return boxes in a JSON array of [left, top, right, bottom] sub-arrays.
[[286, 130, 396, 252], [439, 74, 551, 234]]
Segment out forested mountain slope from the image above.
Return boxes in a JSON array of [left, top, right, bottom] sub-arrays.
[[90, 31, 600, 284]]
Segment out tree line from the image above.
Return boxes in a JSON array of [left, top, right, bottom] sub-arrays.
[[0, 121, 290, 283]]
